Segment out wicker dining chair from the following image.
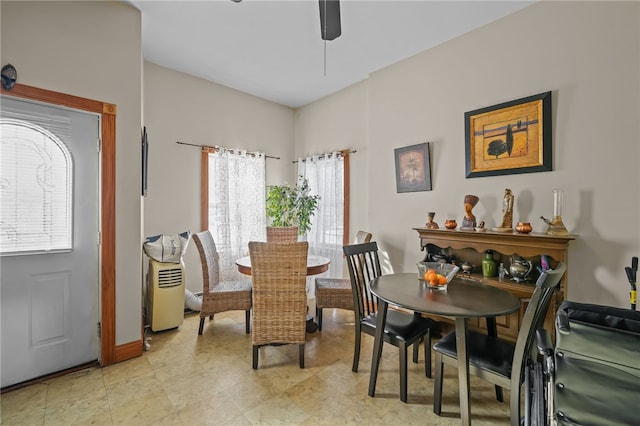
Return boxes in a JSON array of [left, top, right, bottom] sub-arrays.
[[249, 241, 309, 369], [314, 230, 372, 330], [192, 231, 252, 335], [266, 226, 298, 243]]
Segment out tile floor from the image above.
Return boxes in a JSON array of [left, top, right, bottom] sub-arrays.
[[1, 309, 512, 425]]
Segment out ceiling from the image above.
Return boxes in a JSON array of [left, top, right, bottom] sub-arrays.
[[127, 1, 534, 109]]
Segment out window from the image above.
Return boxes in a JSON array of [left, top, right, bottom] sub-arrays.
[[298, 151, 349, 277], [0, 118, 73, 255], [201, 148, 266, 280]]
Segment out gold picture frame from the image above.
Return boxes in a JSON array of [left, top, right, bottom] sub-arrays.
[[465, 91, 552, 178]]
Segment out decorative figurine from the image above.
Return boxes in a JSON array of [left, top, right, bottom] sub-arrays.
[[492, 188, 514, 232], [460, 194, 479, 231], [475, 220, 486, 232], [425, 211, 439, 229]]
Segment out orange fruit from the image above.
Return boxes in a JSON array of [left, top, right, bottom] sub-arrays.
[[437, 275, 448, 285], [426, 268, 437, 275], [425, 271, 437, 282]]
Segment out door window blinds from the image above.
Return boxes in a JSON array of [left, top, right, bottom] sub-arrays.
[[0, 100, 73, 255]]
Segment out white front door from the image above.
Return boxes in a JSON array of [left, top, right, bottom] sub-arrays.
[[0, 96, 100, 388]]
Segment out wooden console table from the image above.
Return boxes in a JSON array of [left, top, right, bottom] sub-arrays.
[[413, 227, 575, 341]]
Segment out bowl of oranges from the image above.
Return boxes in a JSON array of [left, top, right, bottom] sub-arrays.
[[417, 261, 460, 290]]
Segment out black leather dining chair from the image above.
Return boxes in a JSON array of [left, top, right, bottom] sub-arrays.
[[432, 262, 566, 426], [343, 241, 436, 403], [315, 230, 372, 330]]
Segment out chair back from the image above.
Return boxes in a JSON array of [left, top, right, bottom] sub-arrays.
[[266, 226, 298, 243], [343, 241, 382, 321], [248, 241, 308, 345], [510, 262, 566, 393], [192, 230, 221, 294], [355, 230, 373, 244]]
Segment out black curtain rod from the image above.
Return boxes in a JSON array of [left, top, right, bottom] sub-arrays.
[[176, 141, 280, 160], [292, 149, 356, 163]]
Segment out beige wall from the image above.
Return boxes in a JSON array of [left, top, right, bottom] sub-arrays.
[[1, 1, 143, 345], [296, 1, 640, 308], [294, 80, 371, 242], [143, 62, 295, 293]]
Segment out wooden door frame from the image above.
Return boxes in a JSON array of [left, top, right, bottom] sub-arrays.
[[1, 83, 118, 366]]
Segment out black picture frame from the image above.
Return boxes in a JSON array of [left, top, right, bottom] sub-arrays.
[[464, 91, 552, 178], [141, 126, 148, 196], [394, 142, 432, 193]]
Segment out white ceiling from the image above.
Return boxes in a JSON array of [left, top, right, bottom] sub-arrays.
[[127, 1, 534, 108]]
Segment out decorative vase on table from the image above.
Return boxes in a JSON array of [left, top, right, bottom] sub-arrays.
[[482, 250, 498, 278]]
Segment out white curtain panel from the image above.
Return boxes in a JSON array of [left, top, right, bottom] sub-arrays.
[[298, 153, 344, 278], [208, 149, 266, 281]]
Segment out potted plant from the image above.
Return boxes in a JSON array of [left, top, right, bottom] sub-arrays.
[[266, 175, 319, 236]]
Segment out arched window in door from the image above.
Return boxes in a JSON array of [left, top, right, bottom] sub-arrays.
[[0, 118, 73, 254]]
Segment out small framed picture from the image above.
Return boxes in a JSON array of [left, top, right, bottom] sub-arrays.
[[394, 142, 432, 193]]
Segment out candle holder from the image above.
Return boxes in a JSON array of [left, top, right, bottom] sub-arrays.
[[545, 189, 569, 236]]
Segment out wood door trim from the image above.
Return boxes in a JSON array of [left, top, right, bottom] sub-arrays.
[[1, 83, 118, 366]]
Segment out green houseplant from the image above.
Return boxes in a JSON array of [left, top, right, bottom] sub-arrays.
[[266, 176, 319, 235]]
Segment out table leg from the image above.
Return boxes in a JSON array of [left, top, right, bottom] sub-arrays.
[[455, 317, 471, 426], [368, 299, 388, 397]]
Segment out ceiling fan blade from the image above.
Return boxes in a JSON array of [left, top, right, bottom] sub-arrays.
[[319, 0, 341, 41]]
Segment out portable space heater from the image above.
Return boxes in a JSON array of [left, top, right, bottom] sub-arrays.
[[148, 258, 185, 332]]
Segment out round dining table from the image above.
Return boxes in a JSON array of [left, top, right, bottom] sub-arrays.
[[235, 254, 331, 276], [368, 273, 521, 426]]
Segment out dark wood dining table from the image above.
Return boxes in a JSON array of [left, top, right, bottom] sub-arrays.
[[235, 254, 331, 276], [368, 273, 521, 426]]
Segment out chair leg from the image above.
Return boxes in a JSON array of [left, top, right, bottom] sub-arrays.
[[399, 342, 408, 403], [316, 307, 323, 331], [424, 329, 432, 378], [252, 345, 259, 370], [245, 310, 251, 334], [413, 339, 420, 363], [299, 344, 305, 369], [510, 382, 521, 426], [198, 317, 205, 335], [495, 385, 504, 402], [352, 325, 362, 373], [433, 352, 444, 415]]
